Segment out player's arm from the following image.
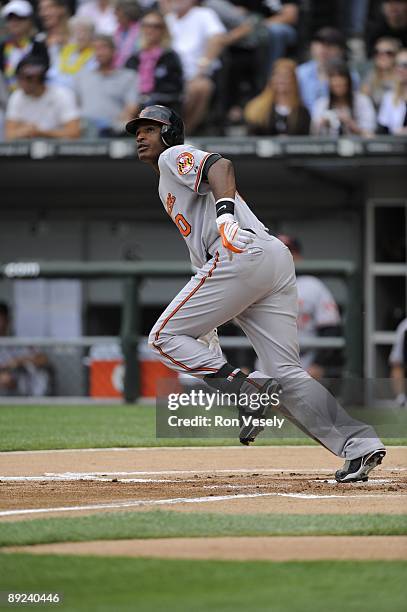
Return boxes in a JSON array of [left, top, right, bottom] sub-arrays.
[[207, 158, 253, 254]]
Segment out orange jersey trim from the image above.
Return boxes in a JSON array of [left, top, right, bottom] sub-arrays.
[[153, 252, 220, 373]]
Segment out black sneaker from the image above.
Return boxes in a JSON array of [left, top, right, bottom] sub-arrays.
[[335, 449, 386, 483], [239, 378, 282, 446]]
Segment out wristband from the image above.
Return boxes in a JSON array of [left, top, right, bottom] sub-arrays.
[[215, 198, 235, 218]]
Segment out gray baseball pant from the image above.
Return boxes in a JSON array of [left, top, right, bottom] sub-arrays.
[[149, 233, 384, 459]]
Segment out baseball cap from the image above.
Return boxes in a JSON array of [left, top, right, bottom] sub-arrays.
[[277, 234, 303, 255], [1, 0, 33, 18]]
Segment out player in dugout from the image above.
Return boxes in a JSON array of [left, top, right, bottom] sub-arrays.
[[126, 104, 386, 483]]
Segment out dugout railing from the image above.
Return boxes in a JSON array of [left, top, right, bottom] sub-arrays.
[[0, 259, 359, 402]]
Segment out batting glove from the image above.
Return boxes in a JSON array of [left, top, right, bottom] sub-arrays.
[[197, 328, 223, 358], [216, 214, 254, 254]]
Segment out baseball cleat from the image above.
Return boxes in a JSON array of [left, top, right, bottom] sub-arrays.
[[335, 449, 386, 483], [239, 378, 282, 445]]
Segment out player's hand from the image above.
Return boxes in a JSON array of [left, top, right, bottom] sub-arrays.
[[217, 217, 254, 254], [197, 328, 223, 358]]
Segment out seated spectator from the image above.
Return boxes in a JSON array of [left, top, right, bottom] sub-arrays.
[[38, 0, 71, 67], [0, 303, 53, 397], [337, 0, 370, 64], [126, 11, 183, 115], [114, 0, 141, 68], [361, 37, 401, 109], [244, 58, 310, 135], [389, 317, 407, 406], [312, 60, 376, 136], [164, 0, 226, 134], [377, 48, 407, 133], [263, 0, 299, 69], [47, 16, 97, 89], [5, 53, 80, 139], [367, 0, 407, 57], [75, 34, 139, 136], [277, 235, 343, 380], [297, 27, 360, 114], [0, 0, 49, 93], [77, 0, 118, 36], [0, 72, 8, 139]]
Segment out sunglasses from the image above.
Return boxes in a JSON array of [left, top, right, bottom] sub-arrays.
[[141, 22, 163, 28], [374, 48, 396, 56]]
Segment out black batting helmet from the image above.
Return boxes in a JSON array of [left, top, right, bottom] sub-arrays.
[[126, 105, 184, 147]]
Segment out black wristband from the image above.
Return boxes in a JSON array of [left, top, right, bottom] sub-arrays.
[[215, 198, 235, 218]]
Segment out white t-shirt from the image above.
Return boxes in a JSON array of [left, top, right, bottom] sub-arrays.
[[312, 92, 376, 135], [166, 7, 226, 81], [389, 318, 407, 365], [77, 1, 118, 35], [378, 91, 407, 135], [6, 85, 79, 131]]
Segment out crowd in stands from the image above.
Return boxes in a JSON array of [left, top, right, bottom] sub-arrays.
[[0, 0, 406, 139]]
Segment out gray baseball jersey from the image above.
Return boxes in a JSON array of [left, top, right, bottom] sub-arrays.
[[158, 144, 268, 268], [297, 275, 341, 368], [389, 318, 407, 365]]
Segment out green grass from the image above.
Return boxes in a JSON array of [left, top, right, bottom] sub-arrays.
[[1, 511, 406, 547], [0, 405, 405, 451], [0, 555, 406, 612]]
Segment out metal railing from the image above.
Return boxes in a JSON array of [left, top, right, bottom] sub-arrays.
[[0, 259, 358, 401]]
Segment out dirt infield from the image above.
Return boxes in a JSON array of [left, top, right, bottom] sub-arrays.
[[0, 446, 406, 521], [4, 536, 407, 561]]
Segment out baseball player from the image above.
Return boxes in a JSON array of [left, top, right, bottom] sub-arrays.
[[389, 317, 407, 407], [277, 234, 342, 380], [126, 105, 386, 483]]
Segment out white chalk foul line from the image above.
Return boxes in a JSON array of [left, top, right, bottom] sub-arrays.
[[41, 468, 406, 478], [1, 491, 406, 518], [0, 476, 195, 484]]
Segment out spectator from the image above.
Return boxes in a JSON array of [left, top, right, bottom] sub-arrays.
[[0, 303, 53, 397], [113, 0, 141, 68], [0, 0, 49, 93], [75, 34, 139, 136], [337, 0, 370, 64], [5, 53, 80, 139], [38, 0, 71, 66], [277, 235, 343, 380], [244, 58, 310, 135], [0, 71, 8, 139], [367, 0, 407, 57], [361, 36, 401, 109], [297, 27, 360, 113], [47, 16, 97, 89], [77, 0, 118, 35], [263, 0, 299, 69], [126, 11, 183, 115], [312, 60, 376, 136], [377, 48, 407, 133], [389, 317, 407, 406], [164, 0, 226, 134]]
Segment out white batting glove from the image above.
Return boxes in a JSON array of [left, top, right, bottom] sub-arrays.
[[197, 328, 223, 358], [216, 214, 254, 254]]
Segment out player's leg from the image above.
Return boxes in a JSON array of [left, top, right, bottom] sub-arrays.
[[149, 250, 271, 377], [234, 241, 385, 462]]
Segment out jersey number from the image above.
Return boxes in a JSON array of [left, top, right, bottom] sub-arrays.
[[175, 213, 191, 237]]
